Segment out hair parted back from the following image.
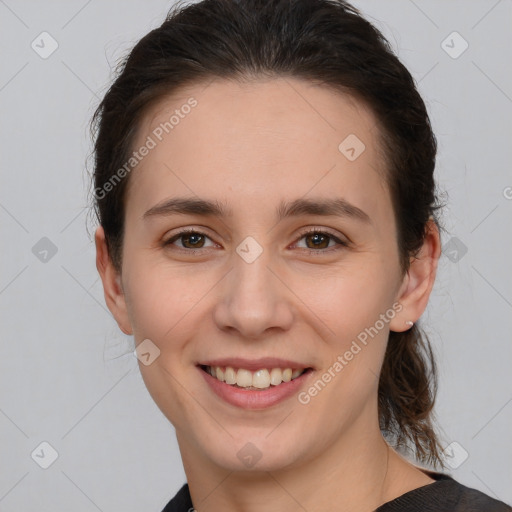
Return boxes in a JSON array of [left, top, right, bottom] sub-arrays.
[[90, 0, 445, 468]]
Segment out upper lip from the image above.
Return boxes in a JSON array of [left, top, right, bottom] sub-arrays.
[[198, 357, 312, 371]]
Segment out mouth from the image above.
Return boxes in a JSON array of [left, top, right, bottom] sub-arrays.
[[197, 358, 315, 409], [199, 364, 312, 390]]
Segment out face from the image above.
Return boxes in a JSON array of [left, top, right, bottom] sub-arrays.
[[103, 77, 414, 473]]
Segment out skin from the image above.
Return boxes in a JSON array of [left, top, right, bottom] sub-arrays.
[[96, 77, 441, 512]]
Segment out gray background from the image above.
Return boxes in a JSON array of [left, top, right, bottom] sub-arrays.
[[1, 0, 511, 510]]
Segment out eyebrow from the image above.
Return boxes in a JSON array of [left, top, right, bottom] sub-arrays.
[[142, 196, 371, 224]]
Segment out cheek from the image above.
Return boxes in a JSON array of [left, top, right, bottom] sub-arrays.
[[296, 257, 398, 337], [121, 255, 224, 365], [297, 256, 399, 404], [121, 260, 189, 343], [123, 262, 207, 423], [296, 269, 396, 434]]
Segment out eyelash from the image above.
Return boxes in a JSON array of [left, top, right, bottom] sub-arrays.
[[162, 227, 349, 255]]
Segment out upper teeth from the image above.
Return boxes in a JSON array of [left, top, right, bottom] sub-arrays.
[[206, 366, 305, 389]]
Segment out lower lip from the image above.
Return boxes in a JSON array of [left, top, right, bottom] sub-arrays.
[[198, 367, 313, 410]]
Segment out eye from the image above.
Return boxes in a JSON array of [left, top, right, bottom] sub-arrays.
[[162, 228, 217, 252], [293, 228, 349, 254], [162, 227, 349, 255]]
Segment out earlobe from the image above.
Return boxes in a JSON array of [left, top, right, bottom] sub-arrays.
[[95, 226, 133, 335], [390, 219, 441, 332]]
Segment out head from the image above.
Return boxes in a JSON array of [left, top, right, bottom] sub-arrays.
[[92, 0, 445, 473]]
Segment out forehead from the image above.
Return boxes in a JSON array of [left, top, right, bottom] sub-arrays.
[[125, 77, 390, 223]]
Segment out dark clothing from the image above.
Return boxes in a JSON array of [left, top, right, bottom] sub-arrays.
[[161, 471, 512, 511]]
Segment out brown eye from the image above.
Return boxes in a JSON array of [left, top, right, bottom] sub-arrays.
[[180, 232, 206, 248], [304, 232, 331, 249], [163, 229, 216, 251], [294, 229, 348, 253]]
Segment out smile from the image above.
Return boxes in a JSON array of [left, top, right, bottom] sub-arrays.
[[200, 365, 308, 390]]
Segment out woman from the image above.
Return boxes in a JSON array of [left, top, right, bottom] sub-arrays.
[[92, 0, 512, 510]]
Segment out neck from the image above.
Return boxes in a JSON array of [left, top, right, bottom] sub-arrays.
[[177, 413, 408, 512]]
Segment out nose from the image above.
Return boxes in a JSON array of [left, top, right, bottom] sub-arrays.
[[213, 248, 294, 340]]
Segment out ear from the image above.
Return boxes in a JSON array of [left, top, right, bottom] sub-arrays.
[[389, 219, 441, 332], [95, 226, 133, 335]]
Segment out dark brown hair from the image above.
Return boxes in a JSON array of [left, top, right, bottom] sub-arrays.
[[90, 0, 445, 468]]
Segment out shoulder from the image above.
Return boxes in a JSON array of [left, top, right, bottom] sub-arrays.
[[453, 478, 512, 512], [161, 476, 512, 512], [377, 472, 512, 512], [160, 483, 193, 512]]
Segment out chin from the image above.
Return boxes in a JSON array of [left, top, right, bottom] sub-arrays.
[[195, 429, 307, 473]]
